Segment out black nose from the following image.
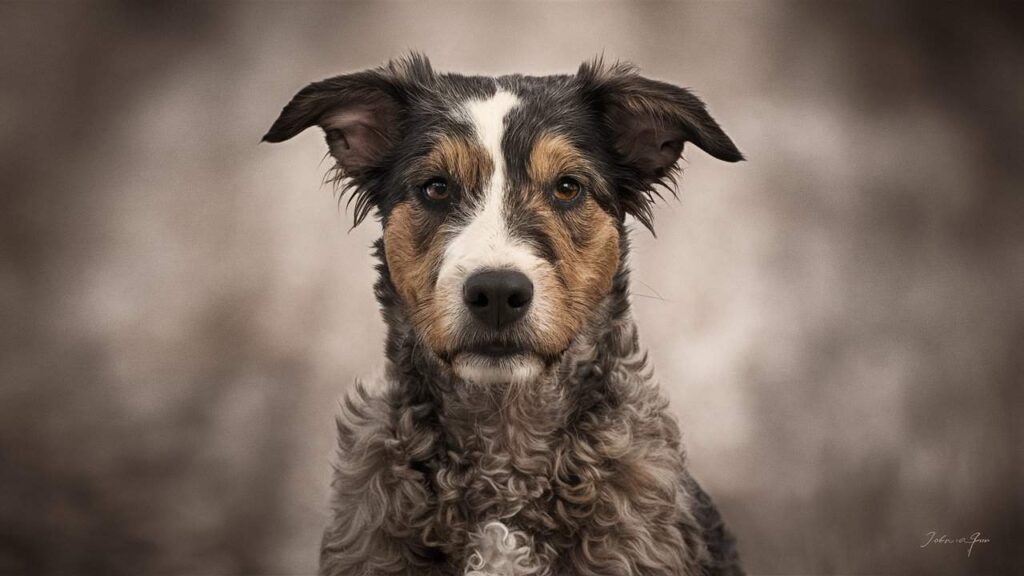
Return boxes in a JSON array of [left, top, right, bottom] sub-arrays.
[[463, 270, 534, 330]]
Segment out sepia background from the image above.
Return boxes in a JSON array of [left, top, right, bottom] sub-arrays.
[[1, 1, 1021, 574]]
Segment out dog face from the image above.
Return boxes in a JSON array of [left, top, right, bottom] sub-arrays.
[[264, 55, 741, 385]]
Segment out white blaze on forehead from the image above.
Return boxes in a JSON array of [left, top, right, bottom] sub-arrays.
[[439, 90, 528, 280], [441, 91, 547, 279], [466, 90, 518, 183]]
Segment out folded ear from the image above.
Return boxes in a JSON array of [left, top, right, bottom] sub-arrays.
[[577, 59, 743, 232], [262, 54, 433, 176], [579, 59, 743, 174]]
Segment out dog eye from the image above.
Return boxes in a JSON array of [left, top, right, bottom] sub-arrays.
[[422, 178, 450, 202], [554, 177, 583, 203]]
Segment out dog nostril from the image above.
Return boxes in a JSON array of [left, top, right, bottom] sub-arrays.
[[468, 292, 488, 308], [507, 291, 530, 309]]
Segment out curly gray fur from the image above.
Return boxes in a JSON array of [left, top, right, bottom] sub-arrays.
[[318, 239, 743, 576]]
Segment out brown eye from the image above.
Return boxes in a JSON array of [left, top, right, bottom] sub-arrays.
[[554, 177, 582, 203], [422, 178, 450, 202]]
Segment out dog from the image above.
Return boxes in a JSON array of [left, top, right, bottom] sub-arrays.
[[264, 54, 744, 576]]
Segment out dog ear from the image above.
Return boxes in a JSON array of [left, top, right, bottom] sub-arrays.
[[577, 59, 743, 231], [262, 54, 434, 176], [262, 55, 434, 225]]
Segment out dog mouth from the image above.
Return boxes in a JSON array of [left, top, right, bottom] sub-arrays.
[[443, 334, 569, 366], [459, 342, 530, 358]]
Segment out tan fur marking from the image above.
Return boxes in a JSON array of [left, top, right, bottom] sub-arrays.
[[527, 134, 620, 355], [383, 203, 451, 351], [536, 198, 620, 354], [423, 134, 494, 194], [528, 133, 593, 185]]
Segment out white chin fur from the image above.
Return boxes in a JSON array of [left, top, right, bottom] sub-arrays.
[[453, 354, 544, 385]]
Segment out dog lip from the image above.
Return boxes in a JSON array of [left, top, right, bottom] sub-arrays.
[[459, 343, 529, 358]]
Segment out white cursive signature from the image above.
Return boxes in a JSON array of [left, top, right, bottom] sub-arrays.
[[920, 531, 990, 557]]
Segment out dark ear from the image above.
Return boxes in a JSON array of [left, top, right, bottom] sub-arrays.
[[579, 59, 743, 178], [262, 54, 434, 176], [577, 59, 743, 232]]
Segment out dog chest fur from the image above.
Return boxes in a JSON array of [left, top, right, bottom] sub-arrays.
[[321, 312, 713, 576]]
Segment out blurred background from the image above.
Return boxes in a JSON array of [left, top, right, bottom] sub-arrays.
[[1, 1, 1021, 574]]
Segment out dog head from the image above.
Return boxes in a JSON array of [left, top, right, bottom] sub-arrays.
[[264, 55, 741, 385]]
